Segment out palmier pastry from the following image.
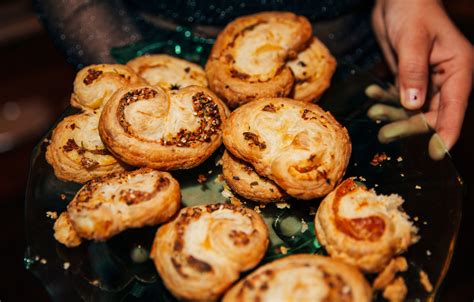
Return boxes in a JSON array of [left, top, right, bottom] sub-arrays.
[[287, 37, 337, 102], [127, 54, 208, 90], [315, 178, 419, 273], [206, 12, 312, 108], [56, 168, 180, 242], [53, 212, 82, 247], [151, 204, 269, 301], [222, 150, 287, 203], [223, 98, 351, 200], [72, 64, 143, 110], [46, 110, 127, 183], [99, 85, 228, 170], [223, 254, 372, 302]]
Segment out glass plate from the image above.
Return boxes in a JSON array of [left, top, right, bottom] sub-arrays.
[[24, 61, 463, 301]]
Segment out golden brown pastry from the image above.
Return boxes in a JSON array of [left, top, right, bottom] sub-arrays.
[[46, 110, 127, 183], [99, 85, 228, 170], [58, 168, 181, 242], [72, 64, 144, 110], [223, 98, 351, 200], [127, 54, 208, 90], [206, 12, 312, 108], [315, 178, 419, 273], [151, 204, 269, 301], [287, 37, 337, 102], [223, 254, 372, 302], [222, 150, 287, 203], [53, 212, 82, 247]]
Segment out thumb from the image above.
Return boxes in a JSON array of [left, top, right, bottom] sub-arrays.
[[396, 29, 432, 110]]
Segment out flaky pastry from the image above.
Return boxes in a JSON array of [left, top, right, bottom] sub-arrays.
[[287, 37, 336, 102], [72, 64, 144, 110], [315, 178, 419, 273], [223, 254, 372, 302], [99, 85, 228, 170], [55, 168, 181, 242], [127, 54, 208, 90], [222, 150, 287, 203], [46, 110, 127, 183], [205, 12, 312, 108], [151, 204, 269, 301], [223, 98, 351, 200]]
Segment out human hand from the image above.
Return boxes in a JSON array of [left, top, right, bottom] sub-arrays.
[[372, 0, 473, 156]]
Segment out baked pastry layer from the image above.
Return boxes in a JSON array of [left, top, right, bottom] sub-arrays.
[[46, 110, 127, 183], [287, 37, 337, 102], [72, 64, 144, 110], [315, 178, 419, 273], [206, 12, 312, 108], [57, 168, 181, 242], [99, 85, 228, 170], [151, 203, 269, 301], [223, 254, 372, 302], [127, 54, 208, 90], [223, 98, 351, 199], [222, 150, 287, 203]]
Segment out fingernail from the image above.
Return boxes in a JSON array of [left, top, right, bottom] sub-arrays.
[[404, 88, 421, 108], [428, 133, 448, 161]]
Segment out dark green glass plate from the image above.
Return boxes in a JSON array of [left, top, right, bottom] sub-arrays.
[[24, 61, 463, 301]]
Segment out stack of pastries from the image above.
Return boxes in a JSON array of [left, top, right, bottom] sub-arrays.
[[46, 11, 421, 302]]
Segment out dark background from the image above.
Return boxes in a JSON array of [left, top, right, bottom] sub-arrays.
[[0, 0, 472, 300]]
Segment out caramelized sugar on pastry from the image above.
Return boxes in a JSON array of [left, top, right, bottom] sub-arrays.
[[315, 178, 419, 273], [206, 12, 312, 108], [127, 54, 208, 90], [46, 110, 127, 183], [223, 98, 351, 200], [60, 168, 180, 242], [99, 85, 228, 170], [222, 150, 287, 203], [151, 204, 269, 301], [223, 254, 372, 302], [72, 64, 143, 110], [287, 37, 337, 102]]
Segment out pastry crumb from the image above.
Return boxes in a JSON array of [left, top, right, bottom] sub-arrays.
[[229, 196, 242, 206], [419, 270, 433, 292], [40, 258, 48, 265], [370, 152, 389, 166], [276, 202, 291, 209], [373, 257, 408, 290], [253, 206, 261, 214], [221, 184, 234, 199], [197, 174, 207, 184], [280, 246, 288, 255], [46, 211, 58, 220], [301, 219, 308, 233], [397, 156, 403, 162], [214, 174, 224, 183], [400, 173, 405, 177], [358, 176, 367, 182], [60, 193, 66, 201], [207, 170, 213, 174], [91, 279, 100, 286], [63, 262, 70, 270], [374, 183, 379, 187], [415, 185, 422, 190], [413, 216, 419, 221], [309, 206, 317, 216], [426, 250, 431, 256], [423, 221, 428, 225], [259, 204, 266, 209], [383, 276, 407, 302]]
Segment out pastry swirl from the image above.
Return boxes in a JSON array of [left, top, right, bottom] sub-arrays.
[[72, 64, 144, 110], [287, 37, 337, 102], [223, 98, 351, 200], [222, 150, 287, 203], [205, 12, 312, 108], [127, 54, 208, 90], [315, 178, 419, 272], [46, 110, 127, 183], [99, 85, 228, 170], [151, 204, 269, 301], [57, 168, 181, 242], [223, 254, 372, 302]]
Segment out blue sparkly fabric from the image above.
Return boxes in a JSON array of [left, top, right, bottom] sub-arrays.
[[35, 0, 380, 69]]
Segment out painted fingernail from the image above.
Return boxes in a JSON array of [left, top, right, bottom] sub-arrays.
[[405, 88, 421, 108]]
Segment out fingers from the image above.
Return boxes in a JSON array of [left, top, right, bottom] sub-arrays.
[[365, 84, 399, 104], [367, 104, 408, 122], [396, 28, 432, 110], [377, 113, 431, 144], [435, 68, 472, 150]]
